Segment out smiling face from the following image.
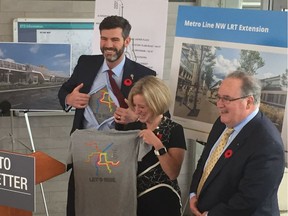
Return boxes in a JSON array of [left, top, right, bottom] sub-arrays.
[[217, 77, 254, 128], [132, 94, 154, 124], [100, 27, 130, 67]]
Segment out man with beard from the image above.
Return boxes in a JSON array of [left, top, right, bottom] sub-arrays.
[[58, 15, 156, 216]]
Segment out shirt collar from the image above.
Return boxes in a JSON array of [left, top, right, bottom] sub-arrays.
[[101, 56, 126, 77], [233, 108, 259, 133]]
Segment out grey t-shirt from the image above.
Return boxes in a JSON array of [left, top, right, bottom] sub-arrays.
[[70, 128, 151, 216]]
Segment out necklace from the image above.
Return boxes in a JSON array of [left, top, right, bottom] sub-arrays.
[[146, 114, 163, 131]]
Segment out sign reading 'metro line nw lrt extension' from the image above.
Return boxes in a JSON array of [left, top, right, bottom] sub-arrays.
[[0, 151, 35, 211]]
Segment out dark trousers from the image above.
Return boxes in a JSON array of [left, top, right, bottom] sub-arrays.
[[67, 167, 75, 216]]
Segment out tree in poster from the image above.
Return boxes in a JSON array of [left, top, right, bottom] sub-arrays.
[[188, 45, 217, 116], [237, 50, 265, 75]]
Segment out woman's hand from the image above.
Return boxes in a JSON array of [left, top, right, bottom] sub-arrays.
[[138, 129, 162, 148], [114, 99, 138, 124]]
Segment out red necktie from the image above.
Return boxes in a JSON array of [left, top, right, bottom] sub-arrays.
[[108, 70, 127, 108]]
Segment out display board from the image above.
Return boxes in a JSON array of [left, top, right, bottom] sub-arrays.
[[13, 18, 94, 74], [93, 0, 168, 78], [169, 6, 287, 144]]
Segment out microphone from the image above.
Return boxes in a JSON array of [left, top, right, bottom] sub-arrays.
[[0, 100, 11, 116]]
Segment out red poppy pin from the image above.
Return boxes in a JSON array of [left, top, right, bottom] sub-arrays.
[[156, 133, 163, 140], [224, 149, 233, 158], [123, 78, 132, 86]]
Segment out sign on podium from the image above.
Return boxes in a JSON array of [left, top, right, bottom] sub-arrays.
[[0, 150, 65, 216]]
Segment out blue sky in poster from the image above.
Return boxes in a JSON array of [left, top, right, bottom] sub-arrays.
[[213, 48, 287, 82], [0, 42, 71, 77], [176, 6, 287, 48]]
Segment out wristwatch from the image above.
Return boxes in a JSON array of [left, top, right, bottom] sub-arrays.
[[154, 147, 167, 156]]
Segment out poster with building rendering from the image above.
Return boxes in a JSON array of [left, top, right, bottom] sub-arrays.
[[0, 42, 71, 111], [169, 6, 287, 148]]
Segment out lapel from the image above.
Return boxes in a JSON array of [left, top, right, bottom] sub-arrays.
[[82, 55, 104, 94], [201, 112, 261, 193], [121, 58, 136, 98]]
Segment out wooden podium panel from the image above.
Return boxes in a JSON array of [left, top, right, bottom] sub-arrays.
[[31, 151, 66, 184], [0, 206, 32, 216], [0, 151, 66, 215]]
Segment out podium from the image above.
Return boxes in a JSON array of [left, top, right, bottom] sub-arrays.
[[0, 151, 66, 216], [0, 207, 31, 216]]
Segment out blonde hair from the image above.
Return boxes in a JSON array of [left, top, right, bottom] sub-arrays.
[[128, 76, 171, 116]]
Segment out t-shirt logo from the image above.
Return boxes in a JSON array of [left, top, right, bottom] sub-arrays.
[[85, 140, 120, 177], [89, 86, 117, 124]]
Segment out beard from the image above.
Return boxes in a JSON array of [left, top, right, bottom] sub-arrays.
[[101, 45, 125, 62]]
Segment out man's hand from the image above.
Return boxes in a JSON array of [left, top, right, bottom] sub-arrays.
[[114, 99, 138, 124], [190, 196, 203, 216], [66, 83, 90, 109]]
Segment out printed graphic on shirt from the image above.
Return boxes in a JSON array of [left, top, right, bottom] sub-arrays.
[[85, 140, 120, 176], [89, 86, 117, 124]]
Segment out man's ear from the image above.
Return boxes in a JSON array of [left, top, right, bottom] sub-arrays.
[[246, 95, 254, 109], [124, 36, 131, 47]]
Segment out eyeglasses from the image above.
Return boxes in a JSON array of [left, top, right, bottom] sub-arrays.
[[216, 95, 251, 104]]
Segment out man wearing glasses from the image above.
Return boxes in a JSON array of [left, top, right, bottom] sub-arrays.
[[189, 70, 285, 216]]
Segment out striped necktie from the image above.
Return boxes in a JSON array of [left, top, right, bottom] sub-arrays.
[[197, 127, 234, 195]]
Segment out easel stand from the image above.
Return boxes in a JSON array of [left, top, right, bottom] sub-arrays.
[[0, 110, 66, 216], [24, 111, 49, 216], [0, 110, 32, 152]]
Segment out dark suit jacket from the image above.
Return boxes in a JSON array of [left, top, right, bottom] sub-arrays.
[[58, 55, 156, 133], [190, 111, 285, 216]]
